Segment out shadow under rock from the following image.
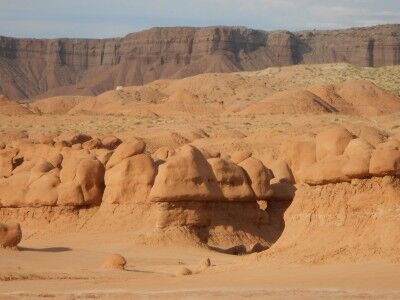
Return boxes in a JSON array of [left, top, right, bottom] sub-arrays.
[[19, 247, 72, 253]]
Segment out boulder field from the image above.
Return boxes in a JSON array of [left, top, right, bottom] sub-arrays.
[[0, 126, 399, 257]]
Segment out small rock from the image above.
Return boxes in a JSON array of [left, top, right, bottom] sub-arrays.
[[102, 254, 127, 270]]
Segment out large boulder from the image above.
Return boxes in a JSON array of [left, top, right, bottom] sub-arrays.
[[0, 223, 22, 249], [149, 145, 221, 202], [239, 157, 272, 199], [58, 151, 105, 206], [103, 154, 157, 204], [315, 126, 353, 161], [208, 158, 255, 201], [106, 139, 146, 169]]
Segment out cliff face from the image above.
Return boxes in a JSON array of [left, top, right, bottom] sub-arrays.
[[0, 25, 399, 100]]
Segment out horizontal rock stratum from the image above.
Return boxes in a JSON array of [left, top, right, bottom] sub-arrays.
[[0, 24, 399, 100]]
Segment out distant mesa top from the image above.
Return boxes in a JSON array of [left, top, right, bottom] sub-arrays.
[[0, 24, 399, 100]]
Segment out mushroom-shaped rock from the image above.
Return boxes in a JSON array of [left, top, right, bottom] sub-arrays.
[[208, 158, 255, 201], [230, 150, 252, 164], [239, 157, 272, 199], [102, 254, 126, 270], [369, 149, 400, 176], [106, 139, 146, 169], [316, 126, 353, 161], [149, 145, 220, 202], [0, 223, 22, 249], [103, 154, 157, 204]]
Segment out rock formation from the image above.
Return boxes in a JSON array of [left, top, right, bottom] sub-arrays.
[[0, 222, 22, 249], [1, 25, 399, 100]]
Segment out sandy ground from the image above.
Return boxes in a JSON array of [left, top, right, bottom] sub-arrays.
[[0, 231, 399, 300], [1, 63, 400, 299]]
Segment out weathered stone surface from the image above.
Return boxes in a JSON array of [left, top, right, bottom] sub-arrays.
[[106, 139, 146, 169], [208, 158, 255, 201], [103, 154, 157, 204]]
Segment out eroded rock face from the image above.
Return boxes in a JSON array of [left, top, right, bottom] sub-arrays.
[[2, 25, 399, 100]]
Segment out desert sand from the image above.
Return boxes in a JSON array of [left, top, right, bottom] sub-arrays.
[[1, 63, 400, 299]]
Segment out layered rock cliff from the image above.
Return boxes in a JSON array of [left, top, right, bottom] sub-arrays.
[[0, 24, 399, 100]]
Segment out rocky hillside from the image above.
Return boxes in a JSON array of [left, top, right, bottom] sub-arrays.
[[0, 24, 399, 100]]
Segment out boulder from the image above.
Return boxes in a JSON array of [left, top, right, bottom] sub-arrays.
[[208, 158, 255, 201], [58, 153, 105, 206], [149, 145, 221, 202], [102, 254, 126, 270], [316, 126, 353, 161], [103, 154, 157, 204], [0, 223, 22, 249], [106, 139, 146, 169], [239, 157, 272, 199]]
